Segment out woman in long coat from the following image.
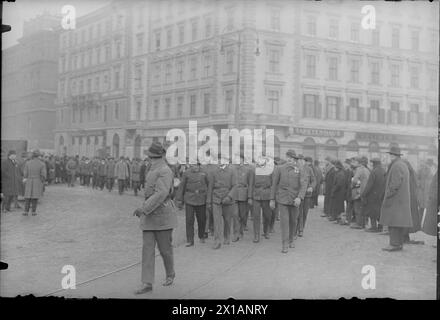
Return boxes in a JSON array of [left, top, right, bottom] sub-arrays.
[[422, 170, 438, 237], [330, 161, 346, 221], [23, 150, 47, 216]]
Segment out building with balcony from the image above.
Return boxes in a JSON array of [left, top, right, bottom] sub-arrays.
[[2, 13, 60, 151]]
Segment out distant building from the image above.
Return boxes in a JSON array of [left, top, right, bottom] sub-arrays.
[[2, 12, 60, 151]]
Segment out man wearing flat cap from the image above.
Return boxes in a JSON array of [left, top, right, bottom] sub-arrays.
[[350, 156, 370, 228], [361, 158, 385, 232], [270, 149, 307, 253], [133, 142, 177, 294], [379, 146, 412, 251]]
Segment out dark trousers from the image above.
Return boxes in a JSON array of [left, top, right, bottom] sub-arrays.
[[278, 204, 299, 249], [133, 181, 140, 196], [345, 200, 354, 223], [99, 176, 106, 190], [24, 198, 38, 213], [3, 195, 15, 211], [253, 200, 272, 238], [68, 173, 76, 186], [389, 226, 405, 247], [353, 200, 364, 227], [205, 206, 214, 234], [298, 197, 311, 234], [84, 175, 90, 186], [118, 179, 125, 195], [312, 192, 319, 207], [237, 201, 248, 236], [141, 229, 175, 285], [107, 177, 114, 191], [185, 204, 206, 243], [92, 173, 99, 188], [270, 206, 277, 231], [212, 203, 235, 245]]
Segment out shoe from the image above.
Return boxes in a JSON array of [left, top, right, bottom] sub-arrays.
[[213, 243, 221, 250], [134, 284, 153, 294], [269, 228, 275, 233], [328, 217, 336, 222], [232, 237, 240, 242], [244, 227, 248, 231], [350, 224, 363, 229], [22, 212, 29, 216], [298, 231, 303, 237], [281, 248, 288, 254], [185, 242, 194, 247], [320, 214, 327, 217], [263, 234, 270, 239], [404, 240, 425, 245], [223, 240, 230, 245], [339, 221, 349, 226], [380, 231, 390, 236], [382, 245, 403, 252], [289, 242, 295, 248], [31, 212, 37, 216], [253, 238, 259, 243], [162, 277, 174, 286], [365, 228, 380, 233], [199, 238, 205, 244]]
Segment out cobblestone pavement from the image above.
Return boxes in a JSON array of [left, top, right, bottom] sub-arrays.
[[0, 184, 436, 299]]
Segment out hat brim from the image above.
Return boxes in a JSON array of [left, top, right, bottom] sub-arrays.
[[147, 150, 164, 158], [386, 151, 402, 156]]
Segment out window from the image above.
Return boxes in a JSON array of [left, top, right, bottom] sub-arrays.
[[411, 30, 419, 51], [134, 66, 142, 89], [350, 59, 359, 83], [371, 62, 380, 85], [203, 55, 211, 77], [155, 31, 161, 50], [165, 98, 171, 118], [225, 90, 233, 113], [191, 20, 198, 41], [205, 17, 212, 38], [429, 69, 438, 90], [154, 64, 161, 84], [307, 16, 316, 36], [410, 67, 419, 89], [80, 52, 85, 68], [177, 96, 184, 117], [391, 64, 400, 87], [80, 107, 84, 123], [165, 63, 172, 84], [115, 41, 121, 59], [226, 50, 234, 73], [95, 106, 99, 120], [350, 23, 359, 42], [226, 7, 235, 30], [428, 105, 438, 126], [176, 61, 184, 81], [73, 108, 77, 123], [371, 28, 380, 46], [114, 68, 120, 89], [329, 57, 338, 80], [87, 79, 92, 93], [136, 101, 141, 120], [390, 102, 399, 124], [409, 103, 419, 125], [303, 94, 318, 118], [268, 90, 279, 114], [153, 99, 159, 119], [190, 95, 196, 115], [96, 47, 101, 64], [136, 33, 144, 52], [166, 28, 172, 47], [203, 93, 210, 114], [392, 28, 400, 48], [306, 55, 316, 78], [269, 50, 280, 73], [103, 105, 108, 122], [270, 8, 280, 31], [104, 75, 109, 90], [349, 98, 359, 121], [178, 24, 185, 44], [326, 96, 339, 120], [87, 107, 91, 121], [114, 102, 119, 120], [105, 45, 111, 62], [79, 80, 84, 94], [190, 57, 197, 79], [97, 23, 101, 38], [89, 25, 93, 40], [369, 100, 380, 122], [329, 20, 338, 39]]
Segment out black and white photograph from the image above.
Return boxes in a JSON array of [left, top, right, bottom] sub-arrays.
[[0, 0, 438, 303]]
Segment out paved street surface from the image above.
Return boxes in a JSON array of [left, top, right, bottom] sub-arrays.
[[0, 185, 436, 299]]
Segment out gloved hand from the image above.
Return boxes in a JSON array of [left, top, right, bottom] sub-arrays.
[[248, 198, 253, 206], [222, 196, 232, 205], [206, 203, 212, 211], [133, 208, 144, 217], [294, 197, 301, 207], [269, 200, 276, 210]]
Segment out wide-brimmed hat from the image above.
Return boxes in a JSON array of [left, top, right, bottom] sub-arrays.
[[386, 146, 402, 156], [286, 149, 300, 159], [147, 141, 166, 158], [334, 160, 344, 169]]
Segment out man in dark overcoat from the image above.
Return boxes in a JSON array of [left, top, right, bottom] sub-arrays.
[[422, 170, 438, 237], [322, 157, 335, 218], [330, 160, 346, 222], [311, 159, 322, 209], [1, 150, 21, 212], [379, 146, 413, 251], [361, 158, 386, 232], [133, 142, 177, 294], [23, 150, 47, 216]]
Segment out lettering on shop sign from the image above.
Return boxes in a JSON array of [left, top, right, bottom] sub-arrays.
[[355, 132, 433, 145], [293, 127, 344, 138]]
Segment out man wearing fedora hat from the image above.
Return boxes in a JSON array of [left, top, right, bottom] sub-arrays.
[[133, 141, 177, 294], [379, 146, 413, 251], [271, 150, 307, 253], [361, 158, 386, 232]]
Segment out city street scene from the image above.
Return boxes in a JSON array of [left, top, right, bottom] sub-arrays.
[[1, 0, 439, 301]]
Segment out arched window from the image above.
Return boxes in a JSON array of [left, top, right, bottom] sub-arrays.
[[325, 139, 338, 159], [346, 140, 359, 152]]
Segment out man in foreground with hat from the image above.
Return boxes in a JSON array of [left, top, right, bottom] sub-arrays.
[[270, 150, 307, 253], [133, 141, 177, 294], [361, 158, 386, 232], [379, 146, 413, 251], [22, 150, 47, 216], [1, 150, 21, 213]]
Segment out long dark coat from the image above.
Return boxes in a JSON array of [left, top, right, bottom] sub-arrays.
[[24, 158, 47, 199], [403, 160, 421, 233], [361, 164, 385, 220], [1, 159, 21, 196], [312, 165, 323, 197], [422, 171, 438, 236], [379, 158, 412, 228], [324, 165, 335, 215], [330, 168, 346, 217], [417, 164, 434, 209]]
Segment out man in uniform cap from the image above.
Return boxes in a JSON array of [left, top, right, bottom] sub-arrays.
[[133, 142, 177, 294], [270, 150, 307, 253]]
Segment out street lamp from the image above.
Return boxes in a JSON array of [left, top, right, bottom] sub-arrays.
[[219, 27, 260, 129]]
